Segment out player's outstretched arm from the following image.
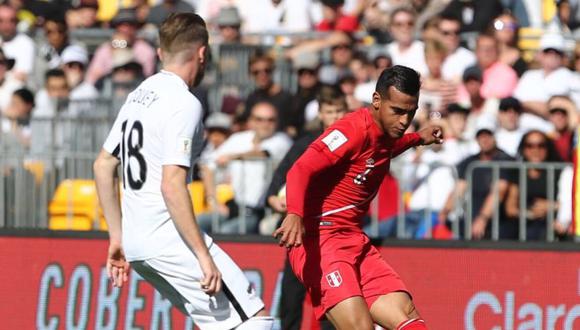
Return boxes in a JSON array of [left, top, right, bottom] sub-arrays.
[[161, 164, 222, 295], [391, 126, 443, 158], [94, 149, 129, 288]]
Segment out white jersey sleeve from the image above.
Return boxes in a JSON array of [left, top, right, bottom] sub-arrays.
[[103, 108, 128, 157], [161, 105, 203, 167]]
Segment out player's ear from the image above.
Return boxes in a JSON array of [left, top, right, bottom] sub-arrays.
[[157, 48, 164, 62], [371, 91, 382, 110], [198, 45, 207, 64]]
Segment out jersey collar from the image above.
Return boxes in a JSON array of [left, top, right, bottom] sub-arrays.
[[159, 70, 189, 90]]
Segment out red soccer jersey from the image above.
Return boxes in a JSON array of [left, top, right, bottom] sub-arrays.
[[286, 108, 421, 233]]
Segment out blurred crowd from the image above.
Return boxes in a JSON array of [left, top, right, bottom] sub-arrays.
[[0, 0, 579, 241]]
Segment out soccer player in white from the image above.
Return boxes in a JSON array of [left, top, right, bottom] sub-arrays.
[[93, 13, 273, 330]]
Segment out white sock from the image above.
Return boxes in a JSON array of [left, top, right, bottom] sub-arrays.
[[235, 316, 275, 330]]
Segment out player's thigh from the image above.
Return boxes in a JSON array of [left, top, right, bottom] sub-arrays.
[[133, 242, 264, 330], [325, 296, 374, 330], [359, 244, 409, 305], [369, 291, 420, 330], [209, 242, 265, 318]]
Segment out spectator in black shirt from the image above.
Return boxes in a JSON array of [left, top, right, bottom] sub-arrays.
[[267, 85, 347, 330], [291, 52, 321, 138], [442, 0, 503, 33], [243, 52, 294, 135], [504, 130, 562, 240], [439, 122, 514, 239]]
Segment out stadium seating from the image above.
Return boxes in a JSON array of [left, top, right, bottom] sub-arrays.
[[188, 181, 235, 213], [48, 179, 105, 231], [49, 179, 234, 230]]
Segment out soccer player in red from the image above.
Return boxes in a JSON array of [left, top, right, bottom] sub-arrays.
[[273, 65, 442, 330]]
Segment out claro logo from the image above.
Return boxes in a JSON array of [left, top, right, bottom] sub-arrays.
[[464, 291, 580, 330]]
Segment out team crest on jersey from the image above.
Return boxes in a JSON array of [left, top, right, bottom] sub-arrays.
[[354, 158, 375, 185], [326, 270, 343, 288], [322, 129, 348, 152]]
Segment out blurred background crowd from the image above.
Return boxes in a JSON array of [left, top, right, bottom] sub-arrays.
[[0, 0, 579, 242]]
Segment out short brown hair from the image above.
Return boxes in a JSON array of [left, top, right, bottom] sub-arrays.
[[159, 12, 208, 55]]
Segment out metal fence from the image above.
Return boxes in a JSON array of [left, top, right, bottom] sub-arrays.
[[2, 138, 572, 243], [0, 152, 96, 229], [464, 161, 572, 242]]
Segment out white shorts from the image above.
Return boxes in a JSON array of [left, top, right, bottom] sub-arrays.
[[130, 241, 264, 330]]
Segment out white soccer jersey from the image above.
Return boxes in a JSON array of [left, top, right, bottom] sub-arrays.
[[103, 70, 208, 261]]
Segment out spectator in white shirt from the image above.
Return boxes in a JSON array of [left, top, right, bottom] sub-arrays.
[[0, 48, 21, 111], [420, 39, 457, 115], [459, 66, 499, 140], [514, 32, 580, 118], [0, 4, 34, 82], [237, 0, 313, 34], [60, 46, 98, 104], [495, 97, 527, 157], [438, 14, 476, 82], [386, 7, 428, 75], [0, 87, 34, 149], [354, 53, 392, 104], [200, 101, 292, 234]]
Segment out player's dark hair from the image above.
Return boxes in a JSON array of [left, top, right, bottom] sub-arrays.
[[159, 12, 208, 54], [375, 65, 421, 99]]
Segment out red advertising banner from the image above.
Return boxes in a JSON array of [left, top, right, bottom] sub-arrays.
[[1, 236, 580, 330]]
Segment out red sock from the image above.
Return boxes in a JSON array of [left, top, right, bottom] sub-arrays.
[[396, 318, 427, 330]]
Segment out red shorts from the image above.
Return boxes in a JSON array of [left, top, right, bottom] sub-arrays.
[[288, 230, 409, 320]]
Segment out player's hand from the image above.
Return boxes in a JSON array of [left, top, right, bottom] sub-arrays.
[[198, 253, 222, 295], [471, 216, 488, 240], [107, 241, 130, 288], [273, 214, 304, 248], [418, 125, 443, 145]]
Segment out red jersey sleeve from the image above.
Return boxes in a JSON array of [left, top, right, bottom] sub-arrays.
[[286, 119, 365, 217], [392, 132, 421, 158]]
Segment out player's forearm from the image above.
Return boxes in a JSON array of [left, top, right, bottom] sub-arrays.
[[286, 147, 337, 217], [392, 132, 421, 158], [286, 161, 314, 218], [162, 180, 211, 258], [199, 165, 217, 203], [94, 154, 122, 243]]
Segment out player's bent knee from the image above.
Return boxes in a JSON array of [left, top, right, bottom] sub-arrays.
[[370, 292, 419, 329], [330, 313, 374, 330], [235, 316, 275, 330]]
